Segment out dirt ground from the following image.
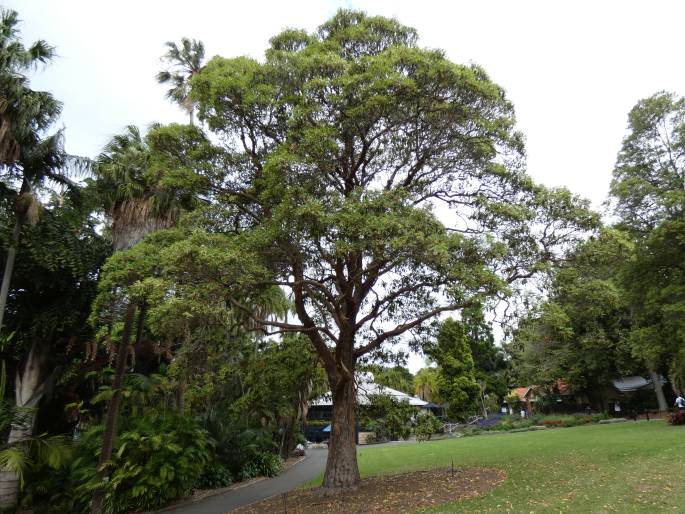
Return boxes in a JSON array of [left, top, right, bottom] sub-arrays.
[[233, 467, 506, 514]]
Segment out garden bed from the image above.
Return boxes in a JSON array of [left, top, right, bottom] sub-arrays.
[[234, 467, 506, 513]]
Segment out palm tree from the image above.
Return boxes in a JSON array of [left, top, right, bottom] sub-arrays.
[[156, 38, 205, 125], [0, 21, 82, 501], [413, 367, 441, 403], [0, 8, 63, 332], [89, 125, 196, 514], [0, 8, 56, 164]]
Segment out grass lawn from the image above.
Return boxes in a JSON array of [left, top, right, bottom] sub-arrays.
[[317, 421, 685, 512]]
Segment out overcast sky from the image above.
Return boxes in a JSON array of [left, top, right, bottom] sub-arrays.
[[8, 0, 685, 371]]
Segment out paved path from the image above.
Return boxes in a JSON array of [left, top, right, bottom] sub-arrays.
[[159, 449, 328, 514]]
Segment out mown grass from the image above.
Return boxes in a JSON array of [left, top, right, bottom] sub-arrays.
[[316, 421, 685, 512]]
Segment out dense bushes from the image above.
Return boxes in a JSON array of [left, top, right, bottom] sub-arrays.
[[199, 414, 284, 482], [23, 410, 287, 513], [483, 413, 609, 433], [668, 411, 685, 425], [107, 413, 210, 513], [361, 395, 414, 443], [24, 411, 211, 513]]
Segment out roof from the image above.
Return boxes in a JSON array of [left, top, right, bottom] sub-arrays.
[[612, 375, 666, 392], [310, 373, 428, 407], [509, 386, 534, 401]]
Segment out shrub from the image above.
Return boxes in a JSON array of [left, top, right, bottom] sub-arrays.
[[668, 411, 685, 425], [103, 412, 211, 513], [198, 464, 233, 489], [24, 411, 211, 514], [415, 412, 443, 441]]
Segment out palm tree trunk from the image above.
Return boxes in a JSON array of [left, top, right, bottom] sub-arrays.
[[0, 218, 22, 332], [90, 302, 137, 514]]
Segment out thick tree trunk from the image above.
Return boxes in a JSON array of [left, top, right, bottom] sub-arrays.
[[649, 368, 668, 411], [90, 302, 137, 514], [0, 219, 21, 332], [322, 377, 360, 491], [0, 342, 44, 510], [0, 409, 37, 509]]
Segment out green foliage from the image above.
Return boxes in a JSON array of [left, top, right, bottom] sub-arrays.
[[414, 411, 442, 441], [509, 229, 639, 406], [428, 318, 480, 420], [413, 367, 441, 403], [197, 464, 232, 489], [610, 91, 685, 235], [365, 365, 414, 395], [0, 7, 60, 165], [156, 38, 205, 121], [1, 195, 109, 353], [461, 306, 509, 401], [104, 415, 209, 513], [26, 410, 210, 514], [187, 9, 595, 435], [361, 394, 414, 442]]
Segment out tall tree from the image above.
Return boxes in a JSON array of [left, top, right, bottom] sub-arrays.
[[610, 91, 685, 236], [0, 8, 66, 332], [509, 229, 639, 410], [427, 318, 480, 420], [461, 305, 509, 401], [609, 91, 685, 408], [88, 123, 208, 514], [156, 38, 205, 125], [188, 10, 596, 489]]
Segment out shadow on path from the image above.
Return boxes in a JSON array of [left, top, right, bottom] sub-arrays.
[[158, 448, 328, 514]]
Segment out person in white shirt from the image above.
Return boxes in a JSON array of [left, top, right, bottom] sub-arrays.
[[675, 395, 685, 411]]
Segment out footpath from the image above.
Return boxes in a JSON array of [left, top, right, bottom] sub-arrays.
[[157, 448, 328, 514]]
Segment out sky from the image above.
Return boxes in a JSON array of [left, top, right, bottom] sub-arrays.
[[8, 0, 685, 372]]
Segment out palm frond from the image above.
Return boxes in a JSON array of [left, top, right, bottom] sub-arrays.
[[28, 434, 73, 469], [0, 446, 30, 487]]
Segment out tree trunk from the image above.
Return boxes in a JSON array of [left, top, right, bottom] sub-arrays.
[[176, 379, 186, 413], [322, 377, 360, 491], [0, 409, 37, 508], [649, 368, 668, 411], [0, 342, 44, 510], [90, 302, 137, 514], [0, 218, 21, 332]]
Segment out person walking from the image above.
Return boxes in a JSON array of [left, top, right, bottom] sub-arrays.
[[675, 394, 685, 411]]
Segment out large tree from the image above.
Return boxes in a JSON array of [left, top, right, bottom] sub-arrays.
[[187, 10, 595, 490], [609, 91, 685, 408], [509, 229, 639, 410]]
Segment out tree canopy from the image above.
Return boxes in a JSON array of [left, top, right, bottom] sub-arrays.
[[182, 9, 596, 489]]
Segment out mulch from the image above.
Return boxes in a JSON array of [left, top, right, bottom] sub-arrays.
[[233, 467, 506, 514]]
